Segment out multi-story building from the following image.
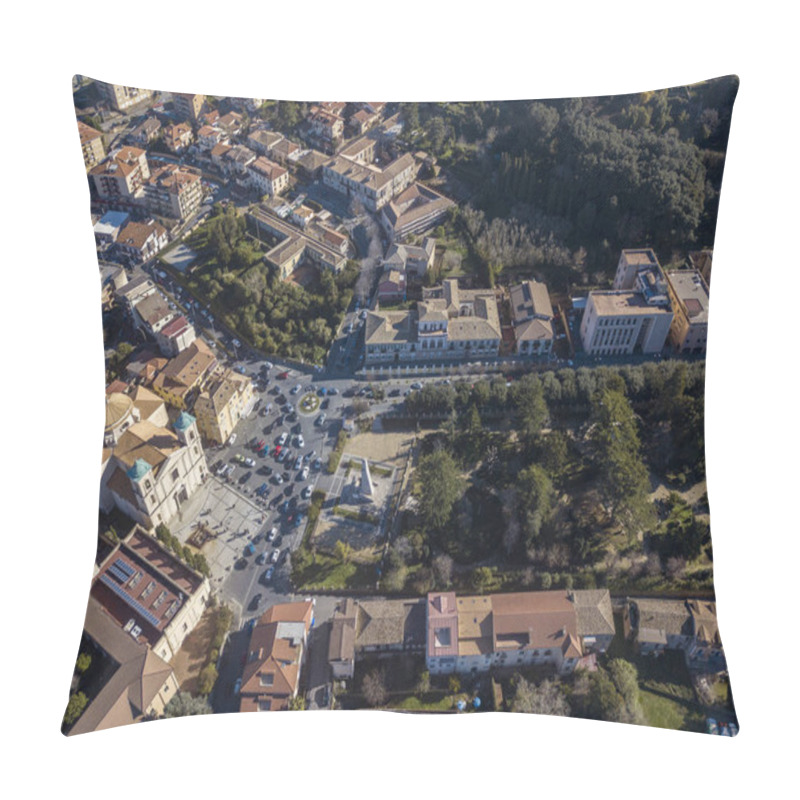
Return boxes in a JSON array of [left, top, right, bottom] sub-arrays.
[[247, 128, 284, 156], [128, 116, 161, 147], [688, 249, 713, 289], [103, 385, 169, 448], [239, 601, 315, 712], [101, 410, 208, 529], [327, 598, 426, 680], [382, 238, 436, 278], [150, 339, 218, 410], [116, 219, 169, 263], [248, 206, 347, 279], [197, 125, 226, 152], [623, 597, 726, 673], [364, 279, 501, 365], [116, 274, 157, 315], [154, 315, 197, 358], [162, 122, 193, 154], [193, 365, 255, 445], [379, 182, 455, 242], [580, 249, 673, 356], [322, 151, 417, 212], [248, 156, 289, 198], [216, 111, 244, 137], [509, 280, 555, 356], [90, 146, 150, 203], [426, 589, 614, 676], [97, 82, 154, 112], [222, 144, 257, 177], [77, 119, 105, 171], [144, 164, 203, 221], [307, 106, 345, 149], [93, 210, 130, 246], [172, 92, 205, 123], [132, 291, 175, 337], [665, 269, 710, 354], [69, 596, 179, 734], [377, 267, 406, 304]]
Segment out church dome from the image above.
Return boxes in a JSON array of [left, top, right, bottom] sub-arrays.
[[105, 392, 134, 434]]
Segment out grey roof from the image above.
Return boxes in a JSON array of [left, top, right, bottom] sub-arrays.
[[571, 589, 615, 637], [354, 599, 426, 649], [629, 598, 694, 641], [364, 310, 415, 345]]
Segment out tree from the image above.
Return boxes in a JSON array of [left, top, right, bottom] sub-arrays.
[[607, 659, 643, 724], [334, 540, 353, 565], [75, 653, 92, 674], [416, 670, 431, 696], [415, 450, 465, 531], [448, 675, 461, 695], [432, 553, 454, 589], [516, 464, 554, 549], [470, 566, 493, 593], [591, 389, 655, 536], [362, 669, 388, 707], [511, 677, 570, 716], [62, 692, 88, 727], [288, 695, 306, 710], [163, 692, 212, 718], [197, 663, 218, 696]]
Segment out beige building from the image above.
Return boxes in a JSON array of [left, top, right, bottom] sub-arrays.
[[379, 182, 455, 242], [150, 339, 218, 409], [248, 156, 289, 197], [364, 279, 501, 364], [155, 315, 197, 358], [194, 365, 255, 445], [247, 128, 284, 156], [665, 269, 709, 354], [145, 164, 203, 220], [77, 120, 105, 171], [426, 589, 614, 676], [172, 92, 205, 122], [163, 122, 194, 154], [102, 410, 208, 529], [239, 601, 314, 712], [116, 219, 169, 263], [90, 146, 150, 202], [509, 280, 555, 356], [581, 249, 673, 356], [97, 82, 154, 112], [323, 151, 417, 212], [103, 386, 169, 448]]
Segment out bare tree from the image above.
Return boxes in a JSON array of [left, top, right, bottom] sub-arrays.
[[432, 553, 454, 589], [511, 677, 570, 717], [362, 668, 388, 707]]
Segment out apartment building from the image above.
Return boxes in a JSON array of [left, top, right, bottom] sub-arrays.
[[154, 314, 197, 358], [97, 82, 154, 112], [90, 146, 150, 202], [665, 269, 710, 354], [509, 280, 555, 356], [248, 156, 289, 198], [239, 601, 314, 712], [150, 339, 218, 409], [77, 119, 105, 171], [116, 219, 169, 263], [128, 116, 161, 147], [172, 92, 205, 122], [162, 122, 194, 154], [193, 365, 255, 445], [322, 151, 417, 212], [144, 164, 203, 220]]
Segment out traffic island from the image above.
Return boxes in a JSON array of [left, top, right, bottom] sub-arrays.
[[298, 393, 320, 415]]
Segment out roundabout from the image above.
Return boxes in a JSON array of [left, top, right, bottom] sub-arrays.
[[298, 392, 320, 415]]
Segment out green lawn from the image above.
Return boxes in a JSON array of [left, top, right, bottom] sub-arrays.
[[392, 692, 454, 711], [292, 553, 378, 591], [640, 687, 705, 732]]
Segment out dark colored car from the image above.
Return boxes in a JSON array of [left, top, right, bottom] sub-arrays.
[[249, 593, 263, 610]]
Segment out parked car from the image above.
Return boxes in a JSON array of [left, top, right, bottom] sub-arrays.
[[304, 450, 316, 462], [316, 413, 327, 426], [301, 485, 312, 499], [227, 433, 237, 445], [313, 458, 322, 470], [263, 566, 275, 582], [278, 431, 288, 446], [410, 382, 423, 390], [300, 466, 310, 480], [267, 526, 278, 541], [270, 549, 280, 563], [244, 457, 256, 468], [256, 551, 268, 565], [294, 456, 303, 470], [256, 482, 269, 496], [249, 593, 262, 610]]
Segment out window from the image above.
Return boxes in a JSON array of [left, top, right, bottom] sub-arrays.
[[142, 581, 156, 599]]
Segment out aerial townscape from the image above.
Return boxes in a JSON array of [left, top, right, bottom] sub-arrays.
[[65, 76, 738, 735]]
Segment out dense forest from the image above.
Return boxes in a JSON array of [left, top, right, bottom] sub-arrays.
[[400, 76, 738, 279]]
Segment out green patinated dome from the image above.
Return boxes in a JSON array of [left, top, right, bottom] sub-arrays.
[[127, 458, 152, 481], [173, 411, 196, 432]]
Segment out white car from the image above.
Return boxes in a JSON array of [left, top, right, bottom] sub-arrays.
[[278, 431, 288, 446], [244, 457, 256, 468], [227, 433, 237, 446], [300, 466, 310, 480], [296, 435, 305, 448], [270, 549, 280, 564], [301, 485, 312, 499], [267, 526, 278, 541]]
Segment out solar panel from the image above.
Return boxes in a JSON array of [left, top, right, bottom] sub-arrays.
[[99, 573, 162, 629], [112, 558, 135, 578], [107, 564, 130, 584]]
